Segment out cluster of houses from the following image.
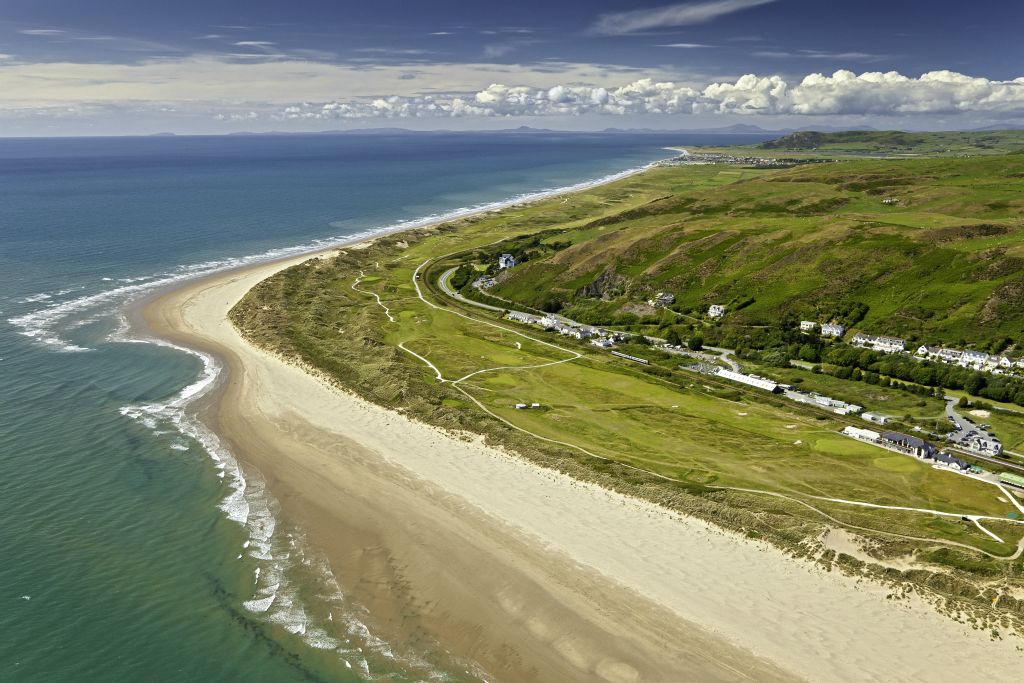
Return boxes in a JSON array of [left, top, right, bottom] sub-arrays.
[[664, 152, 816, 168], [842, 426, 970, 471], [916, 345, 1023, 375], [851, 332, 907, 354], [844, 334, 1022, 377], [799, 320, 846, 337], [955, 432, 1003, 456]]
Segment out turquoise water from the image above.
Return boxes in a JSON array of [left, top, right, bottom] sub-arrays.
[[0, 132, 767, 681]]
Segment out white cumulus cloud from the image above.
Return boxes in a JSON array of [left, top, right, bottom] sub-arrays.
[[281, 70, 1024, 121]]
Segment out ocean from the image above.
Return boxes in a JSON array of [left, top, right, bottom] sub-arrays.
[[0, 131, 768, 681]]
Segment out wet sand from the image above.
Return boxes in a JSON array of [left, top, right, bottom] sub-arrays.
[[144, 248, 1024, 682]]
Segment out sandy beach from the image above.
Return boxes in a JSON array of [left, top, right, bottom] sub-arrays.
[[143, 246, 1024, 682]]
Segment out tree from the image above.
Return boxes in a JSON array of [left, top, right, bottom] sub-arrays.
[[688, 334, 704, 351], [798, 344, 820, 363], [665, 328, 683, 346], [965, 373, 986, 397]]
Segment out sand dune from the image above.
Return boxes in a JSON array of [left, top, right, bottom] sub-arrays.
[[145, 249, 1023, 682]]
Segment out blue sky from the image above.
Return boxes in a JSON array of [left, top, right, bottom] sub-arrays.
[[1, 0, 1022, 135]]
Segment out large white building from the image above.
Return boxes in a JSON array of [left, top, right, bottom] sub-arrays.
[[498, 253, 518, 269], [716, 368, 781, 393], [821, 323, 845, 337], [708, 304, 727, 318], [800, 321, 818, 332]]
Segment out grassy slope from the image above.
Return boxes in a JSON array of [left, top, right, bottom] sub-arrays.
[[232, 154, 1024, 625], [701, 129, 1024, 157], [490, 155, 1024, 347]]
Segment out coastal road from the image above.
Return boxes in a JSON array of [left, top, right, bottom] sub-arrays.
[[437, 267, 505, 312]]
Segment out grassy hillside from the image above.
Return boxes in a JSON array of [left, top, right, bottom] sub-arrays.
[[487, 155, 1024, 350], [757, 130, 1024, 155]]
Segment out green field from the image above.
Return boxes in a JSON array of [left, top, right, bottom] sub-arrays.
[[232, 146, 1024, 626], [700, 129, 1024, 157]]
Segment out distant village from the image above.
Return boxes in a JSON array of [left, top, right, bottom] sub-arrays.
[[660, 152, 827, 168]]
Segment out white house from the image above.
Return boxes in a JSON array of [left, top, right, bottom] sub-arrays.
[[800, 321, 818, 332], [591, 337, 615, 348], [960, 349, 990, 368], [708, 304, 727, 318], [862, 411, 891, 425], [851, 332, 873, 346], [843, 425, 881, 442], [648, 292, 676, 307], [937, 348, 963, 362], [820, 323, 845, 337], [498, 253, 517, 269], [875, 336, 906, 353]]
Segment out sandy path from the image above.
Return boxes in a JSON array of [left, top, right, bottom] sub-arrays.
[[145, 250, 1024, 682]]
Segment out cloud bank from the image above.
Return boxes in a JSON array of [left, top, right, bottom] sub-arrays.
[[282, 70, 1024, 120]]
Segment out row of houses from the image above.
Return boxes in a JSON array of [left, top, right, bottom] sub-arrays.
[[841, 426, 969, 471], [851, 333, 906, 354], [916, 345, 1023, 375], [799, 321, 846, 337], [505, 310, 623, 345]]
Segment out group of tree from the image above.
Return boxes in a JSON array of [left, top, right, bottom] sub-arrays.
[[822, 346, 1024, 406]]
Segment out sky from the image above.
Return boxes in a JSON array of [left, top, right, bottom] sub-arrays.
[[0, 0, 1022, 136]]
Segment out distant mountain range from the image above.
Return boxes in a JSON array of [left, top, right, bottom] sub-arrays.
[[153, 123, 1024, 138]]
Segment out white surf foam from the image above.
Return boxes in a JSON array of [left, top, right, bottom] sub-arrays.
[[8, 158, 666, 355], [103, 158, 672, 680]]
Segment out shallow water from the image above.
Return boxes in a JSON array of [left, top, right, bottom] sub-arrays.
[[0, 131, 768, 681]]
